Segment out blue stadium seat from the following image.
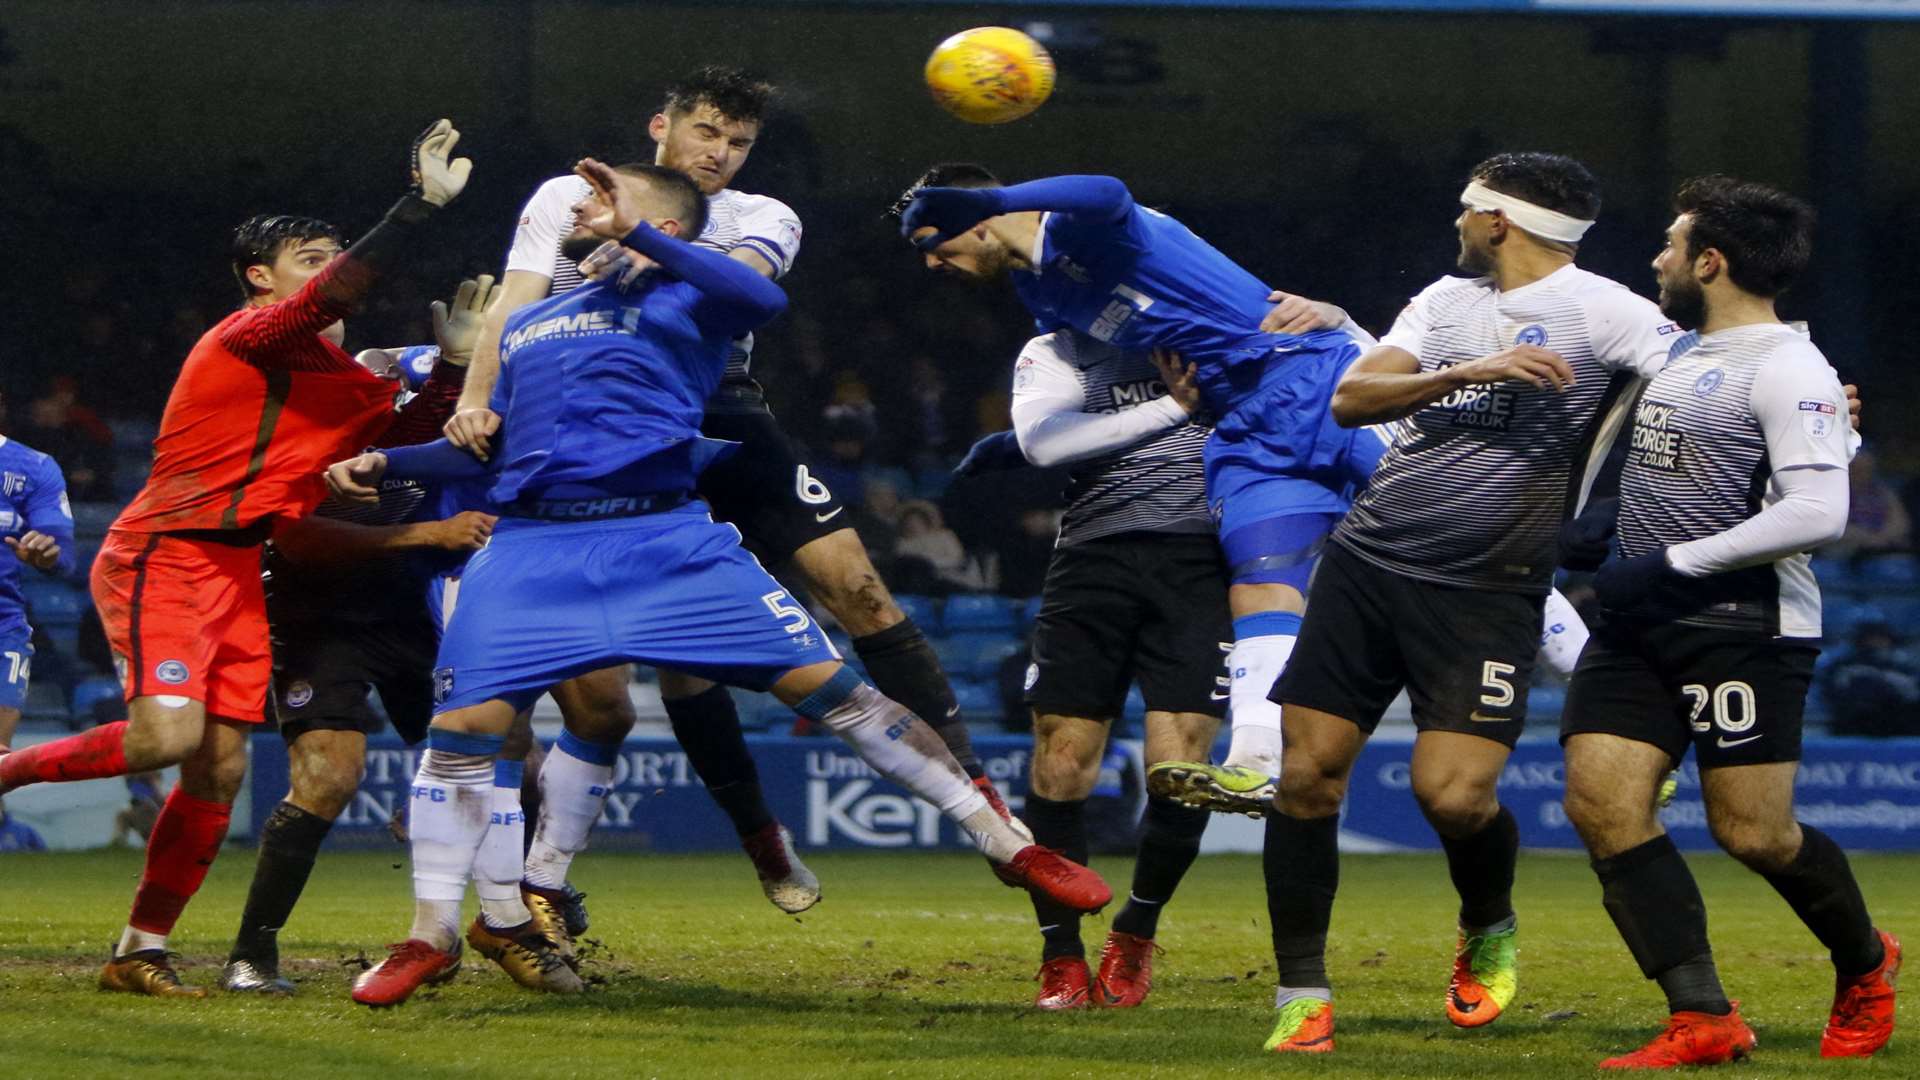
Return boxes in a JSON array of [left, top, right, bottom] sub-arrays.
[[937, 632, 1025, 680], [1809, 555, 1852, 590], [70, 676, 124, 721], [944, 594, 1020, 633], [951, 678, 1000, 722], [41, 623, 80, 659], [108, 418, 160, 453], [70, 501, 121, 536], [893, 594, 941, 636], [1856, 556, 1920, 588], [22, 681, 67, 721], [1022, 595, 1042, 628], [21, 580, 85, 626]]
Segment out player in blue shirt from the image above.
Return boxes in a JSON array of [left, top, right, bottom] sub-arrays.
[[331, 160, 1110, 1007], [897, 166, 1383, 809], [1, 430, 77, 750]]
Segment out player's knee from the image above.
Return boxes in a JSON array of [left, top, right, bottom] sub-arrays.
[[1562, 777, 1642, 849], [128, 709, 206, 767], [1278, 755, 1347, 818], [290, 762, 364, 820], [182, 745, 250, 803], [1413, 781, 1498, 838], [1708, 813, 1799, 872], [1030, 719, 1103, 799]]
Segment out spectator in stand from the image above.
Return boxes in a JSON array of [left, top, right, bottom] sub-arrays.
[[0, 795, 47, 852], [1828, 449, 1912, 560], [1819, 621, 1920, 737], [997, 508, 1064, 599], [895, 499, 995, 594], [19, 377, 115, 501], [852, 478, 905, 572]]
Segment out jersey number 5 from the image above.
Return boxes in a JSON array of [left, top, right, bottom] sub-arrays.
[[762, 590, 812, 635]]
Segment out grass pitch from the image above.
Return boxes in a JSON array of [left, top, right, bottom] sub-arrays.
[[0, 847, 1913, 1078]]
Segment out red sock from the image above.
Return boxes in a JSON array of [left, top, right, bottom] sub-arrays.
[[0, 721, 129, 790], [127, 787, 233, 936]]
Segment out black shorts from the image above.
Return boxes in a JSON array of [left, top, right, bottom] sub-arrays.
[[698, 408, 849, 562], [1274, 541, 1544, 748], [1560, 617, 1818, 768], [1026, 531, 1231, 720], [270, 613, 440, 745]]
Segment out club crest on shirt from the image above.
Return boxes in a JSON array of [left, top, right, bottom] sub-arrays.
[[433, 666, 455, 705], [1693, 369, 1724, 397], [285, 680, 314, 709], [1, 471, 24, 498], [155, 660, 190, 685], [1514, 324, 1548, 346]]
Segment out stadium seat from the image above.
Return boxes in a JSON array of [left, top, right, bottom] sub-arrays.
[[70, 676, 124, 721], [893, 594, 941, 636], [21, 681, 67, 722], [1021, 595, 1042, 628], [107, 418, 160, 452], [943, 594, 1020, 633], [950, 678, 1000, 722], [938, 632, 1025, 680], [1855, 555, 1920, 587], [69, 502, 122, 537], [21, 580, 85, 626], [1809, 554, 1851, 590]]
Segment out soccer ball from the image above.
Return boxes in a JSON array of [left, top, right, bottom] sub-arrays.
[[924, 27, 1056, 125]]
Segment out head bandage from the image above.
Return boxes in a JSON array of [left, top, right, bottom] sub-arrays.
[[1460, 181, 1594, 244]]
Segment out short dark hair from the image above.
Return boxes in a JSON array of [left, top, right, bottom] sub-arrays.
[[662, 66, 774, 125], [1673, 175, 1815, 298], [618, 162, 709, 238], [229, 214, 343, 300], [1469, 152, 1602, 224], [888, 162, 1001, 220]]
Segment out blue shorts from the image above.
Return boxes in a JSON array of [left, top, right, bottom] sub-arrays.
[[432, 503, 840, 713], [1204, 339, 1374, 540], [0, 628, 31, 712]]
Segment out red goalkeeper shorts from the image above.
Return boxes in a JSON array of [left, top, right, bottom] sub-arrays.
[[90, 529, 272, 723]]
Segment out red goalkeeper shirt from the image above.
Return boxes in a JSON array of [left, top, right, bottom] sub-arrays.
[[114, 263, 402, 536]]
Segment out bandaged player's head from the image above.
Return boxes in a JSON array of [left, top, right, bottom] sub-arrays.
[[892, 162, 1014, 283], [649, 65, 773, 196], [562, 164, 710, 266], [1654, 175, 1814, 331], [1455, 153, 1601, 275]]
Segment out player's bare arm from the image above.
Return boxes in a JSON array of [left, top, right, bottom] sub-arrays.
[[272, 510, 496, 565], [446, 271, 546, 460], [1330, 343, 1574, 427], [4, 531, 62, 572]]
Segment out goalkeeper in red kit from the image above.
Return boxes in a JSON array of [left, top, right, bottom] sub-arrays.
[[0, 120, 474, 997]]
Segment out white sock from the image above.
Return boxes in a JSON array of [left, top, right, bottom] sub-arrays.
[[810, 677, 1027, 862], [523, 731, 617, 890], [1538, 588, 1591, 678], [1224, 616, 1299, 776], [406, 742, 498, 949], [475, 762, 531, 930], [116, 926, 168, 956]]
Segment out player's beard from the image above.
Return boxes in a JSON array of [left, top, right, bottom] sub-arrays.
[[1658, 274, 1706, 330], [1456, 237, 1494, 276]]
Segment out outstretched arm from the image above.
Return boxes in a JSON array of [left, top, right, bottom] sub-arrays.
[[220, 120, 473, 367], [902, 175, 1132, 249]]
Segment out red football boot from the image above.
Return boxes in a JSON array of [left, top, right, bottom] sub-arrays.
[[993, 845, 1112, 914], [1599, 1003, 1757, 1070], [1034, 955, 1091, 1010], [974, 776, 1013, 823], [1094, 931, 1156, 1007], [1822, 929, 1901, 1058], [350, 939, 462, 1008]]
